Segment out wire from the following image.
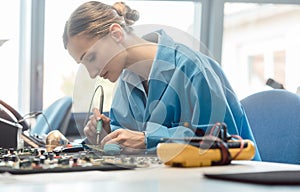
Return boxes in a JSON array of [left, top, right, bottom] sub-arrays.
[[39, 112, 52, 132], [230, 134, 245, 160], [207, 122, 245, 161], [18, 111, 53, 132], [17, 111, 42, 123], [83, 84, 104, 127], [208, 122, 222, 136]]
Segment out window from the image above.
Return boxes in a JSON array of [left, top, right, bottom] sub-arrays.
[[248, 54, 265, 91], [44, 0, 200, 113], [273, 50, 286, 85], [0, 1, 21, 110], [222, 3, 300, 99]]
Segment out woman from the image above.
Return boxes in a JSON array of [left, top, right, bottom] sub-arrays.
[[63, 1, 261, 160]]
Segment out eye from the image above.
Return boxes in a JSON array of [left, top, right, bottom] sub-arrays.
[[87, 53, 96, 63], [83, 52, 96, 64]]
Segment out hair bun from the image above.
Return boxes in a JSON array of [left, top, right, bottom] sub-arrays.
[[113, 2, 139, 25]]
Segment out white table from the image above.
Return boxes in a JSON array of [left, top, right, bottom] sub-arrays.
[[0, 160, 299, 192]]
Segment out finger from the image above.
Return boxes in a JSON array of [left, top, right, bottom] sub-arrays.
[[92, 108, 101, 120], [105, 137, 146, 154], [88, 119, 98, 134], [88, 115, 99, 130], [101, 130, 122, 146], [99, 114, 111, 134], [84, 123, 95, 136], [84, 126, 96, 144], [93, 108, 110, 130], [105, 138, 121, 145], [100, 113, 110, 123]]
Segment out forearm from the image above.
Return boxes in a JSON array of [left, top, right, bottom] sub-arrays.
[[143, 122, 195, 149]]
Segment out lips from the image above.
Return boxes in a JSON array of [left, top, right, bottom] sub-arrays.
[[100, 71, 108, 79]]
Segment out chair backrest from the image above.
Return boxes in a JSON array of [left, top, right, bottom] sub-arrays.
[[30, 96, 73, 136], [241, 89, 300, 164]]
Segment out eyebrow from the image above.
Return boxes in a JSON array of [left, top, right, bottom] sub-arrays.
[[79, 52, 87, 63]]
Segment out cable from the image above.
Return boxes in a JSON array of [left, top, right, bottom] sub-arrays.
[[208, 122, 222, 136], [83, 84, 104, 127], [230, 134, 245, 160], [17, 111, 42, 123], [39, 112, 52, 132], [18, 111, 53, 132], [207, 122, 245, 162], [99, 85, 104, 114]]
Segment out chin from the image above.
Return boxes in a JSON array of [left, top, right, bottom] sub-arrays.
[[108, 75, 119, 83], [109, 78, 117, 83]]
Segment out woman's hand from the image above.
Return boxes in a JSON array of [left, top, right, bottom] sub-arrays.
[[101, 129, 146, 154], [83, 108, 111, 144]]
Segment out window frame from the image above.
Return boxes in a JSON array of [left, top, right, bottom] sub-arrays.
[[25, 0, 300, 111]]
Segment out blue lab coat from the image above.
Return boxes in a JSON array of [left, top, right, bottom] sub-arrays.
[[110, 30, 261, 160]]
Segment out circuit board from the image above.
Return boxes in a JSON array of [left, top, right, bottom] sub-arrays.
[[0, 147, 161, 174]]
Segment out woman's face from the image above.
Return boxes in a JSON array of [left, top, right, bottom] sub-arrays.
[[67, 33, 127, 82]]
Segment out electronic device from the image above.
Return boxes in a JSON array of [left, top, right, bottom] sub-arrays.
[[0, 116, 23, 149], [0, 100, 28, 149], [0, 100, 48, 149], [0, 147, 135, 174], [0, 97, 75, 150], [156, 123, 256, 167], [204, 170, 300, 185], [0, 146, 161, 174], [157, 139, 255, 167]]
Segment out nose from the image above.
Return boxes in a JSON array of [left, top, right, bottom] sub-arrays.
[[84, 66, 98, 79], [89, 72, 98, 79]]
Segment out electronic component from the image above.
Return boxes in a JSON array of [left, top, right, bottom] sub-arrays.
[[0, 146, 161, 174], [156, 123, 256, 167], [157, 139, 255, 167]]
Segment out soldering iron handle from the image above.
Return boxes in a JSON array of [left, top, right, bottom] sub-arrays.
[[99, 85, 104, 114]]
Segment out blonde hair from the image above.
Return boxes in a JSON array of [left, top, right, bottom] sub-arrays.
[[63, 1, 139, 49]]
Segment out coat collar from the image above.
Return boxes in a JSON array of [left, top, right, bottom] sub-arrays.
[[120, 30, 177, 92], [149, 29, 176, 80]]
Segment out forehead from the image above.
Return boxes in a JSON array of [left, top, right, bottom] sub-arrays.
[[67, 35, 97, 63]]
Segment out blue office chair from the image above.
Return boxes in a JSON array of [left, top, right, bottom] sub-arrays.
[[30, 96, 73, 136], [240, 89, 300, 164]]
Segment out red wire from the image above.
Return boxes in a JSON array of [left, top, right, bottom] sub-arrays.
[[199, 122, 245, 164], [230, 134, 244, 160], [209, 122, 222, 135]]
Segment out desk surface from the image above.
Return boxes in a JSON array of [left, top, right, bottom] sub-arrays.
[[0, 160, 299, 192]]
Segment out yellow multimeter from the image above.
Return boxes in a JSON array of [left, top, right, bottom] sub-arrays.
[[157, 139, 255, 167]]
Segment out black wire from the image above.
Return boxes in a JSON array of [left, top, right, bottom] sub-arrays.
[[83, 84, 104, 127], [39, 112, 52, 132], [18, 111, 42, 123], [18, 111, 53, 132]]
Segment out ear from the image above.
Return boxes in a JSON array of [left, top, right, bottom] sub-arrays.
[[109, 23, 124, 43]]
